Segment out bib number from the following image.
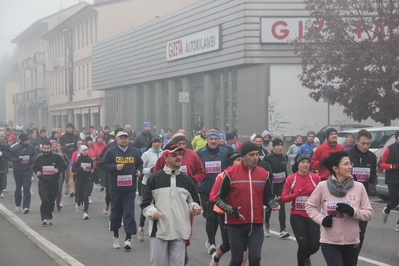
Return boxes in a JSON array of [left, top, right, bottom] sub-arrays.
[[42, 166, 54, 175], [325, 201, 352, 220], [295, 196, 309, 210], [273, 172, 286, 183], [352, 167, 370, 182], [117, 175, 133, 186], [205, 161, 221, 173], [19, 155, 29, 164], [81, 163, 91, 172]]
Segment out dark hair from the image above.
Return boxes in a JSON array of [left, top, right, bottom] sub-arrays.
[[42, 140, 51, 147], [254, 134, 263, 140], [321, 151, 349, 176], [292, 153, 311, 173], [356, 129, 371, 140], [114, 128, 124, 135]]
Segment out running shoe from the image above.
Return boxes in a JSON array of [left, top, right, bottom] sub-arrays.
[[100, 186, 104, 192], [15, 206, 20, 213], [113, 237, 120, 249], [83, 212, 89, 220], [279, 230, 290, 238], [89, 197, 92, 203], [138, 229, 144, 241], [94, 185, 98, 190], [209, 244, 216, 255], [395, 223, 399, 232], [205, 241, 211, 254], [42, 220, 49, 227], [103, 204, 109, 215], [65, 186, 69, 195], [381, 207, 389, 224], [264, 224, 270, 237], [124, 239, 132, 251], [70, 192, 75, 198], [209, 252, 219, 266], [30, 189, 33, 195], [57, 205, 62, 212], [75, 203, 81, 214], [0, 193, 3, 198], [23, 208, 30, 214], [2, 189, 6, 192]]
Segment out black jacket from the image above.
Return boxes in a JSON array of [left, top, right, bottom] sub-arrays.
[[32, 152, 67, 182], [0, 141, 11, 173], [263, 151, 288, 196], [133, 132, 154, 153], [11, 143, 36, 171], [347, 145, 377, 191], [59, 132, 79, 158], [72, 155, 94, 180]]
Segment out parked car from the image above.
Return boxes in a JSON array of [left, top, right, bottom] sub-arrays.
[[338, 126, 399, 153], [317, 124, 372, 142], [376, 135, 396, 201]]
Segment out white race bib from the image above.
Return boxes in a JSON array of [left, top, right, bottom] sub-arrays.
[[295, 196, 309, 210], [273, 172, 286, 183], [352, 167, 370, 182], [117, 175, 132, 186], [19, 155, 29, 164], [205, 161, 221, 173], [81, 163, 91, 172], [42, 166, 54, 175], [324, 201, 352, 220], [180, 165, 188, 175]]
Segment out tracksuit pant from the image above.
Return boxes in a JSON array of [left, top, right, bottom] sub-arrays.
[[13, 169, 31, 209], [38, 179, 58, 220], [150, 238, 185, 266], [109, 190, 137, 235]]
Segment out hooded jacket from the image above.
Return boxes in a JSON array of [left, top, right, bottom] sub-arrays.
[[141, 147, 163, 185], [311, 141, 344, 180]]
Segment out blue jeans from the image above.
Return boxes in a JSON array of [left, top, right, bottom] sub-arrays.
[[228, 223, 264, 266], [14, 169, 31, 209], [321, 243, 359, 266], [110, 190, 137, 235]]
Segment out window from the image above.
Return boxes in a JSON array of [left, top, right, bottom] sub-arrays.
[[87, 63, 90, 88], [82, 64, 85, 89]]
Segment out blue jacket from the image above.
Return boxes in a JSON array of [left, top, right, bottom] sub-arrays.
[[99, 145, 143, 194], [197, 145, 228, 194], [295, 141, 318, 156]]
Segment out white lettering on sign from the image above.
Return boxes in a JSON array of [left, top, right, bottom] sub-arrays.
[[166, 26, 220, 61], [260, 17, 390, 43]]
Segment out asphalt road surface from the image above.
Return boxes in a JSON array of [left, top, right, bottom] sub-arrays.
[[0, 171, 398, 266]]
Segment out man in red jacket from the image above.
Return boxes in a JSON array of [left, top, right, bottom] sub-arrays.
[[311, 128, 344, 180]]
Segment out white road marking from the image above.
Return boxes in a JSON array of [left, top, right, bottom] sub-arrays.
[[269, 229, 392, 266], [0, 203, 84, 266]]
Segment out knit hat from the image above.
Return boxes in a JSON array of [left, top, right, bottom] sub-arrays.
[[240, 142, 259, 156], [85, 136, 93, 142], [0, 131, 4, 137], [314, 137, 320, 143], [307, 131, 316, 136], [226, 132, 235, 141], [295, 153, 311, 164], [206, 130, 220, 139], [218, 133, 225, 138], [228, 151, 241, 166], [50, 140, 57, 144], [66, 122, 74, 128], [163, 143, 184, 156], [79, 145, 88, 153], [173, 135, 187, 144], [295, 134, 302, 139], [272, 138, 283, 147], [261, 130, 271, 138], [150, 136, 162, 143], [324, 128, 337, 141], [19, 133, 30, 142], [142, 122, 151, 129]]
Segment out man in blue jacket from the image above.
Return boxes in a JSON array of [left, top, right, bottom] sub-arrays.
[[99, 131, 143, 251], [296, 131, 318, 156]]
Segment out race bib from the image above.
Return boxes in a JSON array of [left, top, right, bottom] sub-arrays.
[[180, 165, 188, 175], [19, 155, 29, 164], [324, 201, 352, 220], [81, 163, 91, 172], [273, 172, 286, 183], [39, 144, 43, 151], [352, 167, 370, 182], [295, 196, 309, 210], [42, 166, 54, 175], [205, 161, 221, 173], [117, 175, 132, 186]]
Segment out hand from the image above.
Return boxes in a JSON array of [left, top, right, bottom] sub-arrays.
[[322, 215, 333, 227], [193, 206, 202, 215], [152, 211, 163, 220], [54, 168, 59, 174], [295, 188, 303, 196], [90, 169, 94, 173], [391, 164, 397, 169], [336, 203, 354, 217], [229, 206, 245, 220], [36, 171, 42, 177], [116, 164, 124, 170], [135, 169, 141, 177], [150, 167, 154, 173]]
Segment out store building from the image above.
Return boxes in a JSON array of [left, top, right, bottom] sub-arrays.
[[93, 0, 384, 139]]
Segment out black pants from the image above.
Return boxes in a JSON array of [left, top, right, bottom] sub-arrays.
[[355, 220, 368, 265], [0, 172, 5, 193], [38, 180, 58, 220], [265, 198, 286, 231], [290, 214, 320, 266], [218, 213, 230, 253], [103, 172, 111, 205], [199, 192, 219, 245], [75, 177, 92, 213], [321, 243, 359, 266], [386, 183, 399, 218], [139, 184, 146, 227]]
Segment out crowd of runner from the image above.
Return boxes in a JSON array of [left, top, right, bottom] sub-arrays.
[[0, 121, 398, 266]]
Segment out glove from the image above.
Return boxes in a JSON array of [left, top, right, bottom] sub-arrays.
[[322, 215, 333, 227], [336, 203, 354, 217], [150, 167, 154, 173], [229, 207, 241, 220]]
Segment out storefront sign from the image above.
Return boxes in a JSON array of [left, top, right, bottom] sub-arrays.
[[166, 26, 220, 61], [260, 17, 390, 43]]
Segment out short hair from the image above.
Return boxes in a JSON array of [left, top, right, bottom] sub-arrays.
[[42, 140, 51, 147], [345, 133, 355, 138], [254, 134, 263, 140], [356, 129, 371, 140]]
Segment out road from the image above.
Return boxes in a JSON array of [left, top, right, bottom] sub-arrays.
[[0, 171, 398, 266]]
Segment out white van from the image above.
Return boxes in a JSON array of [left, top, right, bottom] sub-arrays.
[[338, 126, 399, 153]]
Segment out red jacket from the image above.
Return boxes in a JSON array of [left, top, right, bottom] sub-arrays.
[[94, 141, 106, 154], [281, 172, 321, 217], [311, 142, 344, 180]]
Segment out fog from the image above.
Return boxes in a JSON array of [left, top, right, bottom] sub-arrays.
[[0, 0, 94, 56]]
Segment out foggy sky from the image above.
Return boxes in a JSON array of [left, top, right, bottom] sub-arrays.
[[0, 0, 94, 57]]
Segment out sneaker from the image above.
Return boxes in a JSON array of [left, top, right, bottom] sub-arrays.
[[209, 252, 219, 266], [30, 189, 33, 195], [42, 220, 49, 227], [100, 186, 104, 192], [75, 203, 81, 214], [395, 223, 399, 232], [124, 239, 132, 251], [70, 192, 75, 198], [23, 208, 30, 214], [304, 258, 312, 266], [264, 224, 270, 237], [2, 189, 6, 193], [138, 229, 144, 241], [89, 197, 92, 203], [83, 212, 89, 220], [209, 244, 216, 255], [0, 193, 3, 198], [48, 220, 53, 225], [205, 241, 211, 254], [279, 230, 290, 238], [65, 186, 69, 195], [57, 205, 62, 212], [15, 206, 20, 213], [381, 207, 389, 224], [113, 237, 120, 249], [94, 185, 98, 190], [103, 204, 109, 215]]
